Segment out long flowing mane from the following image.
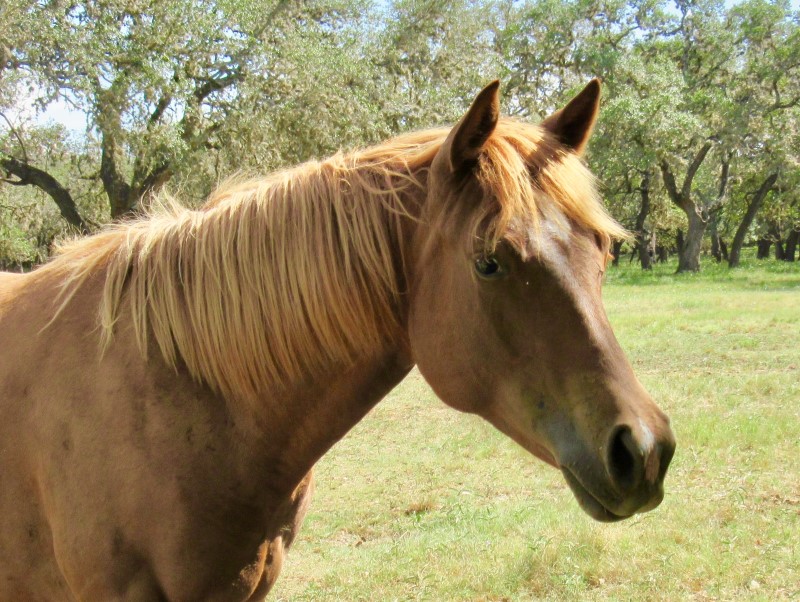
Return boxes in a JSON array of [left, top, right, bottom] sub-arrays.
[[44, 120, 624, 404]]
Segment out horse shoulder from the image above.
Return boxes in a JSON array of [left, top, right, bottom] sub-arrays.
[[0, 267, 307, 600]]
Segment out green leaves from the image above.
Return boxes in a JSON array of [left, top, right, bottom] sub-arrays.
[[1, 0, 799, 269]]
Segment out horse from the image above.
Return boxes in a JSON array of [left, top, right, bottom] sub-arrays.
[[0, 80, 675, 600]]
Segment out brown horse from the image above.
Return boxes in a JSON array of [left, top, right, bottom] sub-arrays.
[[0, 80, 674, 600]]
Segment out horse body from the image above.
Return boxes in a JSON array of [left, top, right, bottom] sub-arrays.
[[0, 265, 413, 599], [0, 81, 675, 600]]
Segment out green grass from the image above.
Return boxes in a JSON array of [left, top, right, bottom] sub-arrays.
[[275, 255, 800, 601]]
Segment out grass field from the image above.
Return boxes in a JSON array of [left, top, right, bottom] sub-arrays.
[[274, 256, 799, 601]]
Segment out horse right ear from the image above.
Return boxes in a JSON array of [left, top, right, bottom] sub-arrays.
[[444, 80, 500, 174], [540, 79, 601, 156]]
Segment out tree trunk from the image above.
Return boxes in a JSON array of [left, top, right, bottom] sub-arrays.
[[720, 239, 729, 261], [784, 229, 799, 262], [638, 242, 653, 270], [635, 172, 653, 270], [728, 172, 778, 268], [766, 224, 785, 260], [757, 239, 772, 259], [611, 239, 623, 267], [660, 149, 730, 274], [677, 213, 706, 272], [709, 215, 722, 262]]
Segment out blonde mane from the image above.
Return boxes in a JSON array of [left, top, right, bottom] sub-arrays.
[[45, 119, 624, 405]]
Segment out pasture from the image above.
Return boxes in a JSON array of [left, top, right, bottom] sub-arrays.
[[275, 257, 800, 601]]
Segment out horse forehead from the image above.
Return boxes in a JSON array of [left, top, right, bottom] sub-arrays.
[[521, 211, 574, 266], [537, 232, 577, 288], [539, 210, 573, 247], [523, 214, 605, 325]]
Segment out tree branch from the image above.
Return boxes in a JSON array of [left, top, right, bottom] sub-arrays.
[[0, 111, 29, 163], [149, 94, 172, 125], [681, 141, 713, 199], [706, 156, 731, 216], [1, 155, 90, 233], [95, 80, 134, 217], [767, 79, 800, 113], [659, 159, 683, 208], [138, 162, 172, 198], [767, 96, 800, 113], [729, 172, 779, 267]]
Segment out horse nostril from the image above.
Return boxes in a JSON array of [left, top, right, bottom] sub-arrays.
[[607, 425, 643, 493]]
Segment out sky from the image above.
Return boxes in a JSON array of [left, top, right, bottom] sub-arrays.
[[39, 99, 87, 132]]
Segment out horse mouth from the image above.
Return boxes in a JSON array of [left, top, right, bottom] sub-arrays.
[[560, 468, 631, 523]]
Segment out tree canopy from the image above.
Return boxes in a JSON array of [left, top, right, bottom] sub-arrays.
[[1, 0, 799, 270]]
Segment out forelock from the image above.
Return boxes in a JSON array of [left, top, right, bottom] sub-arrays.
[[464, 119, 627, 255]]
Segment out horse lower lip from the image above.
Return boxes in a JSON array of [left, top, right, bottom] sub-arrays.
[[561, 468, 630, 523]]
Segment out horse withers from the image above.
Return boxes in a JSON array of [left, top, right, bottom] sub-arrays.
[[0, 80, 674, 600]]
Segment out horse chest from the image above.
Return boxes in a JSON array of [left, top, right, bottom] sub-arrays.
[[34, 420, 308, 600], [7, 337, 304, 599], [138, 469, 314, 600]]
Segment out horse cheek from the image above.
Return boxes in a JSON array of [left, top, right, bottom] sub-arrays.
[[409, 273, 490, 414]]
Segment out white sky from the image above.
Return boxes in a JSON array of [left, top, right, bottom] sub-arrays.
[[39, 99, 88, 132]]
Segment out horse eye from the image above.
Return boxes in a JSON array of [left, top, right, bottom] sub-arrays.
[[474, 255, 502, 278]]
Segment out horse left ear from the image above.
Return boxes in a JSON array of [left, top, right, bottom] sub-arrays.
[[540, 79, 601, 156], [447, 80, 500, 173]]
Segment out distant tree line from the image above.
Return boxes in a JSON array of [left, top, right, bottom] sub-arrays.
[[1, 0, 798, 272]]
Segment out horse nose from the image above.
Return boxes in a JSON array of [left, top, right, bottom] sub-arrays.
[[606, 422, 675, 496]]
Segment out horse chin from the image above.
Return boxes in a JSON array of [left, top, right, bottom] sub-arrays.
[[560, 469, 631, 523]]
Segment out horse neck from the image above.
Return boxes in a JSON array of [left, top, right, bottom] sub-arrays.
[[201, 160, 430, 485], [260, 157, 432, 454], [264, 347, 413, 490]]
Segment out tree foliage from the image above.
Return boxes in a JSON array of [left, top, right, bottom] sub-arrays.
[[1, 0, 798, 270]]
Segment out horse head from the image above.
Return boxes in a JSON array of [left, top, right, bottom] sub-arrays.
[[408, 80, 675, 521]]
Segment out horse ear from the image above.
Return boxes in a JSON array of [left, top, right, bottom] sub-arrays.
[[540, 79, 601, 156], [447, 80, 500, 173]]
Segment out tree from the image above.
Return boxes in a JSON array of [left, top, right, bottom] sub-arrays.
[[1, 0, 376, 222], [724, 0, 800, 266], [0, 116, 106, 266], [3, 0, 799, 272], [592, 49, 687, 270], [372, 0, 502, 130], [648, 0, 741, 272]]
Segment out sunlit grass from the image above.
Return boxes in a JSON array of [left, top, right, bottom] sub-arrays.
[[275, 255, 799, 601]]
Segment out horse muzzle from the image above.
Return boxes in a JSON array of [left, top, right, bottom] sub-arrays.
[[559, 419, 676, 522]]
